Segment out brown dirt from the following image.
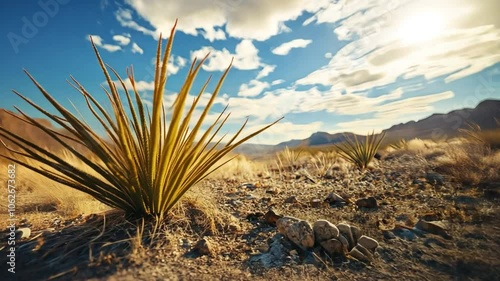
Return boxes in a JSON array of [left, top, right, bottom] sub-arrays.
[[1, 153, 499, 281]]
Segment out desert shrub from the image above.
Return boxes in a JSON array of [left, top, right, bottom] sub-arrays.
[[435, 141, 500, 185], [459, 121, 500, 150], [0, 22, 280, 219], [335, 131, 385, 170]]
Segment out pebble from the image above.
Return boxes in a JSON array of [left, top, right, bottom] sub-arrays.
[[356, 197, 378, 208]]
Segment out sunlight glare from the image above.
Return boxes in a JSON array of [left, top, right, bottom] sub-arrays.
[[398, 11, 445, 44]]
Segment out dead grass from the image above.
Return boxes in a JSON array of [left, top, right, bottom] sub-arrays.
[[434, 139, 500, 185]]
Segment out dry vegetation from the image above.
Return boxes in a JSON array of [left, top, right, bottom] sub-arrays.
[[1, 132, 499, 280]]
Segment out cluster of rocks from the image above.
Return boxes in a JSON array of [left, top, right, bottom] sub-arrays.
[[251, 215, 380, 266], [277, 217, 379, 262]]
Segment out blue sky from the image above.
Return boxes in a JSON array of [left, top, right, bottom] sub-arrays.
[[1, 0, 499, 145]]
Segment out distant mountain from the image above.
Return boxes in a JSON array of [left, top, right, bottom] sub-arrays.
[[1, 99, 499, 157], [272, 99, 500, 151], [383, 99, 500, 141]]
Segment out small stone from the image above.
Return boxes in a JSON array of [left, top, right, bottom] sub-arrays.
[[393, 227, 417, 241], [193, 238, 214, 256], [415, 220, 451, 239], [320, 238, 345, 256], [266, 187, 280, 195], [284, 196, 299, 204], [337, 223, 355, 250], [425, 172, 445, 185], [350, 225, 362, 244], [15, 228, 31, 240], [324, 192, 345, 204], [264, 209, 282, 226], [338, 234, 350, 252], [383, 231, 397, 240], [310, 198, 322, 208], [313, 220, 339, 243], [349, 246, 371, 263], [357, 235, 379, 253], [356, 197, 378, 208], [353, 244, 373, 262], [277, 217, 315, 249]]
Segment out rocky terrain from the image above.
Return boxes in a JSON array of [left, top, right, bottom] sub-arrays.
[[1, 144, 499, 281]]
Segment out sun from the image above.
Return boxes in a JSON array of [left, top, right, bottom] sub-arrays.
[[397, 11, 445, 44]]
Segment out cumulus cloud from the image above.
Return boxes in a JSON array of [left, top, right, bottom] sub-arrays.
[[113, 34, 131, 45], [131, 42, 144, 54], [271, 79, 285, 86], [298, 0, 500, 92], [118, 0, 326, 41], [256, 65, 276, 79], [272, 39, 313, 55], [238, 80, 270, 97], [190, 39, 261, 71], [167, 55, 187, 75], [87, 35, 121, 52]]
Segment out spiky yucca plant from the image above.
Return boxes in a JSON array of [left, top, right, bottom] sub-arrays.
[[335, 131, 385, 170], [0, 22, 280, 219]]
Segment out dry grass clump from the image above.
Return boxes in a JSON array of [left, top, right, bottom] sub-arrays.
[[459, 121, 500, 149], [434, 140, 500, 185], [208, 154, 269, 181]]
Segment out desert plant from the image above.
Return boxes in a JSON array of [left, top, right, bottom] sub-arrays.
[[459, 121, 500, 149], [335, 131, 385, 170], [274, 146, 304, 175], [389, 138, 408, 150], [310, 151, 337, 176], [0, 22, 281, 219]]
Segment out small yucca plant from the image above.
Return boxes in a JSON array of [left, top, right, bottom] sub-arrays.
[[335, 131, 385, 170], [0, 22, 280, 219]]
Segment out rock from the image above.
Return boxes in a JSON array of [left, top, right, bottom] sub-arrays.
[[277, 217, 315, 249], [393, 227, 417, 241], [266, 187, 280, 195], [284, 196, 299, 204], [264, 209, 282, 226], [313, 220, 339, 242], [415, 220, 451, 239], [338, 235, 350, 251], [337, 223, 355, 250], [383, 231, 397, 240], [320, 238, 345, 256], [249, 234, 289, 268], [324, 192, 346, 204], [349, 246, 371, 263], [193, 238, 214, 256], [351, 244, 373, 262], [357, 235, 379, 253], [350, 225, 362, 243], [310, 198, 323, 208], [425, 172, 445, 185], [374, 152, 382, 160], [277, 216, 299, 234], [356, 197, 378, 208], [15, 228, 31, 240]]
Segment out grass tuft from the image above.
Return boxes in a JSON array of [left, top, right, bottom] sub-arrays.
[[335, 131, 385, 170]]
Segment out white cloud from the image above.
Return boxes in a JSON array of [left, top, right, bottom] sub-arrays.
[[167, 55, 187, 75], [297, 0, 500, 92], [271, 79, 285, 86], [115, 8, 158, 38], [191, 40, 261, 71], [272, 39, 312, 55], [109, 78, 154, 92], [324, 52, 332, 58], [240, 121, 323, 145], [118, 0, 326, 41], [131, 42, 144, 54], [113, 34, 131, 45], [256, 65, 276, 79], [87, 35, 122, 52], [238, 80, 270, 97]]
